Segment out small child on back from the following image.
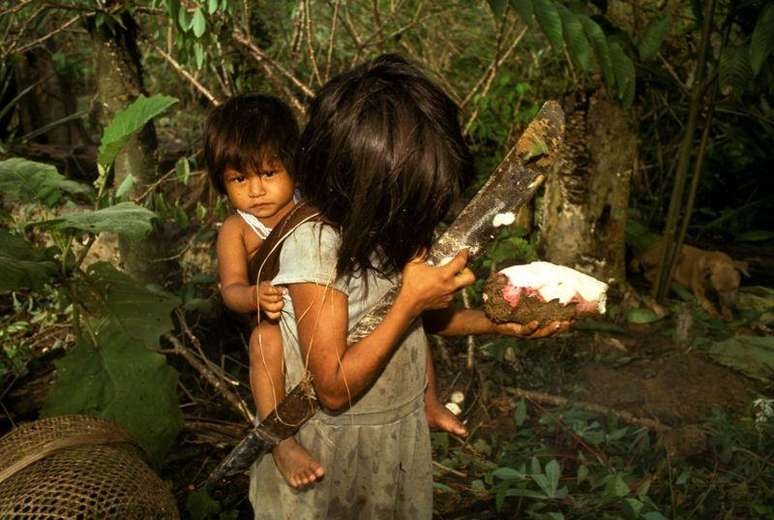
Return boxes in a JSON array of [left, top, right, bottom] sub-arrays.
[[204, 95, 323, 488]]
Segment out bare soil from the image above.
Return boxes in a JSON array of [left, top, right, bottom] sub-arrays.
[[431, 324, 764, 517], [434, 323, 760, 436], [577, 350, 753, 425]]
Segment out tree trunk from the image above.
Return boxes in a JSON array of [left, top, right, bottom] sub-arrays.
[[537, 89, 636, 286], [14, 46, 88, 147], [90, 12, 170, 284]]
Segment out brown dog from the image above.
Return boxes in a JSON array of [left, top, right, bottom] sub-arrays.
[[640, 240, 749, 320]]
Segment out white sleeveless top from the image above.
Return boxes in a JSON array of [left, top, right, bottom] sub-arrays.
[[236, 209, 271, 239], [235, 191, 302, 240]]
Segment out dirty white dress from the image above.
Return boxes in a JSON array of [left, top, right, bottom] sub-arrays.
[[248, 222, 432, 520]]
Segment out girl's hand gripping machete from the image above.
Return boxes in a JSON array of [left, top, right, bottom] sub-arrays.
[[208, 100, 565, 484]]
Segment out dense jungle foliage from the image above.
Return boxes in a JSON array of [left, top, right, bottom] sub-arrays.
[[0, 0, 772, 518]]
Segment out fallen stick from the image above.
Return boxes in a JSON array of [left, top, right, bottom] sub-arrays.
[[433, 460, 467, 479], [208, 100, 565, 483], [163, 332, 254, 424], [504, 386, 671, 433]]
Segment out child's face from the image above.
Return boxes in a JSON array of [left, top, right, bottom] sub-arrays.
[[223, 158, 295, 226]]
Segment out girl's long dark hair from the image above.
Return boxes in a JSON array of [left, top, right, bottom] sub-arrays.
[[295, 54, 474, 279]]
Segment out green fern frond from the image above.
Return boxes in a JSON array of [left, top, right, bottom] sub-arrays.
[[581, 15, 616, 92], [750, 3, 774, 76], [532, 0, 563, 50], [610, 41, 636, 108], [495, 0, 636, 109], [559, 6, 592, 71], [720, 45, 754, 96], [638, 13, 671, 61]]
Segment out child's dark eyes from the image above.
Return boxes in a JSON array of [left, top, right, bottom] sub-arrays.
[[262, 170, 278, 178], [227, 175, 246, 183]]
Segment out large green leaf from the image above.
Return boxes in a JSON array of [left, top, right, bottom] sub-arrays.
[[98, 94, 178, 168], [750, 3, 774, 75], [637, 14, 671, 61], [532, 0, 563, 50], [0, 229, 58, 292], [42, 261, 182, 461], [610, 41, 636, 108], [559, 6, 592, 71], [35, 201, 157, 240], [0, 158, 91, 207], [581, 16, 615, 92], [75, 262, 180, 349], [42, 321, 182, 462]]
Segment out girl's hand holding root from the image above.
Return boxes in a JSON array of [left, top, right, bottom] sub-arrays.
[[494, 319, 572, 339], [258, 281, 285, 320], [398, 249, 475, 318]]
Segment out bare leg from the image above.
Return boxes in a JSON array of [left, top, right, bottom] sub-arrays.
[[423, 343, 468, 437], [249, 322, 324, 487]]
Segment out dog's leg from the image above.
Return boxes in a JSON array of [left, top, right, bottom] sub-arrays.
[[622, 283, 667, 317], [691, 258, 720, 318]]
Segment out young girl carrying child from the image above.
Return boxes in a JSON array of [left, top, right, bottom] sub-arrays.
[[204, 94, 477, 491], [248, 55, 567, 519]]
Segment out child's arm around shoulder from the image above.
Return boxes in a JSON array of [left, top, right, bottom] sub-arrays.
[[217, 215, 258, 314]]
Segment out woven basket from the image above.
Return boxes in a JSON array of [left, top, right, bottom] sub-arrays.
[[0, 415, 179, 519]]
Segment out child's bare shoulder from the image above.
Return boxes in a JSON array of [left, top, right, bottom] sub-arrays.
[[217, 214, 247, 242], [218, 214, 262, 257], [221, 214, 246, 232]]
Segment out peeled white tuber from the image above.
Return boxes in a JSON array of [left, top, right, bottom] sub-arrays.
[[483, 261, 608, 324]]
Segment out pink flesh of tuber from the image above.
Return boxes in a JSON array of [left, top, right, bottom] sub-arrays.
[[498, 262, 608, 313]]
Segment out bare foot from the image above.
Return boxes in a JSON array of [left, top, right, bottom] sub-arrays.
[[425, 397, 468, 437], [272, 438, 324, 488]]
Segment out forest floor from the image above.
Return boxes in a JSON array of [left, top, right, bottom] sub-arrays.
[[1, 244, 772, 519], [429, 322, 769, 519], [160, 286, 772, 519]]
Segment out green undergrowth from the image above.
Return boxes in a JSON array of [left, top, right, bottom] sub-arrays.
[[0, 94, 186, 463], [428, 286, 773, 519], [431, 396, 774, 519]]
